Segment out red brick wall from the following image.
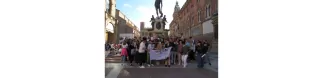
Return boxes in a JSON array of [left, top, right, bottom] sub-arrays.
[[172, 0, 217, 38]]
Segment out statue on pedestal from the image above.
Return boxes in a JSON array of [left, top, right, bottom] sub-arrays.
[[155, 0, 163, 17], [147, 0, 168, 32], [149, 15, 155, 30], [149, 15, 167, 31], [162, 15, 167, 30]]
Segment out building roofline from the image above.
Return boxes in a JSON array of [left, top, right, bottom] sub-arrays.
[[116, 9, 139, 32], [179, 0, 190, 14]]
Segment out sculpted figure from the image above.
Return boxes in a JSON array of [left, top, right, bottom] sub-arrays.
[[162, 15, 167, 29], [150, 15, 155, 30], [155, 0, 163, 17]]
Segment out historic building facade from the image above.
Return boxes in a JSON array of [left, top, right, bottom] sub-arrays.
[[169, 0, 218, 41], [105, 0, 139, 43], [105, 0, 117, 43], [169, 1, 181, 37], [116, 9, 140, 40]]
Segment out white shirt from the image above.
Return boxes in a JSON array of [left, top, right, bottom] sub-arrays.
[[191, 40, 196, 50], [138, 42, 146, 53], [122, 44, 128, 48]]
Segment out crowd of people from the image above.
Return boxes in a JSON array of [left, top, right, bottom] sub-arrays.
[[105, 36, 211, 68]]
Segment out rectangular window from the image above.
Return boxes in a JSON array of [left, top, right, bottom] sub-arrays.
[[198, 11, 201, 22], [190, 17, 192, 25], [192, 16, 194, 25], [209, 6, 211, 16], [206, 7, 208, 18]]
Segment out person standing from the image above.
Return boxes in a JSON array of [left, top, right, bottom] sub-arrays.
[[163, 41, 171, 67], [105, 42, 110, 57], [195, 41, 205, 68], [135, 40, 140, 65], [188, 37, 196, 61], [181, 41, 190, 68], [202, 40, 210, 54], [137, 37, 147, 68], [177, 40, 183, 65], [147, 40, 155, 66], [170, 39, 178, 65], [127, 40, 136, 66], [121, 42, 128, 65]]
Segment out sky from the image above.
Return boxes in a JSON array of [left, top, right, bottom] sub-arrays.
[[107, 0, 186, 30]]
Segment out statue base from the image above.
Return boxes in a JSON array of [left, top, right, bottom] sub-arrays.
[[142, 16, 169, 38], [152, 17, 165, 31]]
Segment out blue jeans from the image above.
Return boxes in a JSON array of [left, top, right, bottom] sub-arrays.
[[121, 56, 126, 63], [196, 53, 204, 68], [170, 52, 176, 64]]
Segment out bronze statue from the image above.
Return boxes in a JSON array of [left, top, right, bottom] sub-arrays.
[[150, 15, 155, 30], [155, 0, 163, 17], [162, 15, 167, 29]]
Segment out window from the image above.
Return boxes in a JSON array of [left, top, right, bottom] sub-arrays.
[[192, 16, 194, 25], [206, 5, 211, 18], [187, 18, 190, 26], [198, 11, 201, 22], [190, 16, 193, 25]]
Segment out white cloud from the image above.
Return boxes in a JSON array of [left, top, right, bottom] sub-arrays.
[[133, 0, 186, 29], [123, 4, 132, 8]]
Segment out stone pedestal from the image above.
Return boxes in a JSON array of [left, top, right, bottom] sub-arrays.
[[143, 17, 169, 38], [153, 17, 165, 31]]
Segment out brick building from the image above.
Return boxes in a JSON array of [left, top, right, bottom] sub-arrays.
[[116, 9, 140, 40], [170, 0, 217, 41]]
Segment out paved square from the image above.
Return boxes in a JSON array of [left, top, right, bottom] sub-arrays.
[[105, 68, 113, 76], [117, 68, 218, 78]]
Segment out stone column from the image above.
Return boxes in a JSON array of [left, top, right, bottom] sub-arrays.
[[114, 20, 119, 44]]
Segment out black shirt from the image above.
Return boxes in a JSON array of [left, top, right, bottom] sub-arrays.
[[196, 45, 205, 54], [203, 43, 210, 53]]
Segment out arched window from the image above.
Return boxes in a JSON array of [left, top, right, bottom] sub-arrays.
[[206, 5, 211, 18], [106, 23, 114, 33]]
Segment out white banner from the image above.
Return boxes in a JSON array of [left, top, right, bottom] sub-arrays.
[[149, 47, 172, 60]]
